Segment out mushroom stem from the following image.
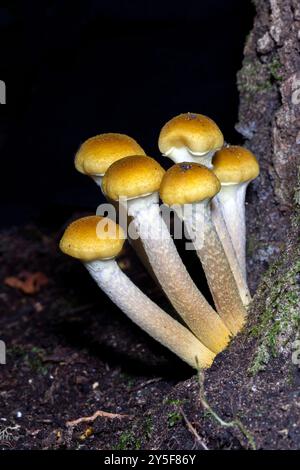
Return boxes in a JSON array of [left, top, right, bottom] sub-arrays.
[[180, 200, 247, 335], [91, 175, 103, 188], [212, 146, 260, 283], [85, 258, 215, 369], [162, 149, 250, 307], [125, 193, 231, 353], [216, 183, 248, 280], [211, 197, 251, 306], [91, 174, 158, 283], [164, 147, 215, 168]]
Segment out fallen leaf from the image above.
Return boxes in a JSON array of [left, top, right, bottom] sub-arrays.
[[4, 272, 49, 295]]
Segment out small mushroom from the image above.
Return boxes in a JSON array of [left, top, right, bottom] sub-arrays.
[[211, 198, 251, 307], [75, 133, 146, 187], [74, 132, 156, 279], [102, 155, 231, 353], [158, 112, 224, 168], [160, 163, 247, 335], [159, 117, 250, 307], [59, 215, 215, 369], [212, 146, 260, 280]]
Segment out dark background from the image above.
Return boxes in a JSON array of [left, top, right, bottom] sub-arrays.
[[0, 0, 254, 229]]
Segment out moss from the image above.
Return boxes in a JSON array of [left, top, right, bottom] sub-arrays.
[[8, 345, 48, 375], [114, 430, 141, 450], [163, 397, 185, 428], [237, 60, 273, 97], [143, 416, 154, 440], [268, 58, 283, 81], [7, 345, 27, 359], [293, 167, 300, 207], [120, 372, 135, 388], [237, 56, 284, 100], [167, 411, 183, 428], [164, 398, 183, 406], [115, 416, 154, 449], [248, 252, 300, 375], [25, 346, 49, 375]]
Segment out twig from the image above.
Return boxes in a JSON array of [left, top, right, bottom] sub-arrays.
[[66, 410, 130, 427], [130, 377, 162, 392], [197, 368, 256, 450], [180, 407, 209, 450]]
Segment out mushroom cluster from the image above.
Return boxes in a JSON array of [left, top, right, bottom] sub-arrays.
[[60, 113, 260, 370]]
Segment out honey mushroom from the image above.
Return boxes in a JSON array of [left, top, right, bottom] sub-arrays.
[[102, 155, 231, 353], [59, 215, 216, 369], [160, 162, 247, 335]]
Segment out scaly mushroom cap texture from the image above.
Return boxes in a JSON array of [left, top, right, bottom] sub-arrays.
[[158, 113, 224, 155], [212, 146, 260, 184], [59, 216, 125, 262], [102, 155, 165, 201], [74, 133, 146, 176], [160, 163, 221, 206]]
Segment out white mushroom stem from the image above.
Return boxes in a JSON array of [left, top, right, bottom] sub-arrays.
[[163, 151, 250, 306], [164, 147, 215, 168], [91, 174, 158, 283], [211, 197, 251, 307], [90, 174, 104, 188], [85, 258, 215, 369], [215, 182, 248, 280], [125, 192, 231, 354], [178, 200, 247, 335]]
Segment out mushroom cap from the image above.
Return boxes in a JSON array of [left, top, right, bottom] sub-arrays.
[[160, 162, 221, 206], [212, 146, 260, 184], [75, 133, 146, 176], [59, 216, 125, 262], [158, 113, 224, 155], [102, 155, 165, 201]]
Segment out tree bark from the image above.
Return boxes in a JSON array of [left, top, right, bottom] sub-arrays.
[[238, 0, 300, 293]]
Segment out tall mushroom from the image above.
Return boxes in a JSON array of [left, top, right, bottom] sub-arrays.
[[158, 115, 250, 307], [102, 155, 231, 353], [160, 163, 247, 335], [75, 133, 146, 188], [59, 215, 215, 370], [212, 146, 260, 280], [158, 112, 224, 168]]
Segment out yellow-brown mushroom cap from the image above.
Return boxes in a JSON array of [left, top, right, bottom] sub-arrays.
[[212, 146, 260, 184], [75, 133, 146, 176], [160, 163, 221, 206], [102, 155, 165, 201], [158, 113, 224, 155], [59, 216, 125, 262]]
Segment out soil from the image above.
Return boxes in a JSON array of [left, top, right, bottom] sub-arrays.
[[0, 220, 199, 450], [1, 213, 299, 451]]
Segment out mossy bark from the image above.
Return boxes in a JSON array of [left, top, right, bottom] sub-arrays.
[[234, 0, 300, 379]]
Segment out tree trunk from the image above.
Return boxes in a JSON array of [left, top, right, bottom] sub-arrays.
[[238, 0, 300, 293], [145, 0, 300, 450]]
